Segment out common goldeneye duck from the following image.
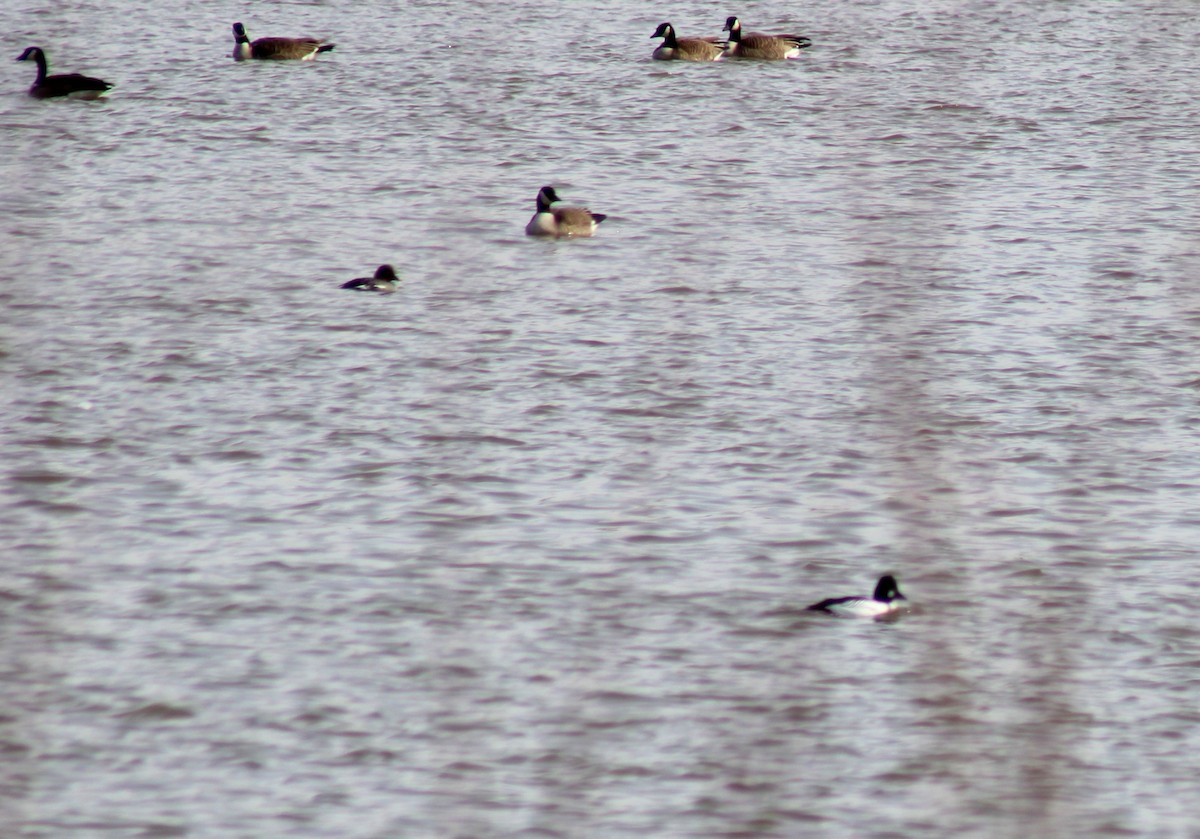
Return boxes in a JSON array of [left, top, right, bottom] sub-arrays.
[[806, 574, 907, 618], [525, 186, 607, 238], [341, 264, 399, 292]]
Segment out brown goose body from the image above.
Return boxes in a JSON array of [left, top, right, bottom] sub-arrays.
[[650, 22, 724, 62], [231, 22, 335, 61], [16, 47, 111, 100], [525, 186, 607, 238], [723, 17, 811, 60]]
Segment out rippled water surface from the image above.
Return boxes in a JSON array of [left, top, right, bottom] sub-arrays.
[[4, 0, 1200, 836]]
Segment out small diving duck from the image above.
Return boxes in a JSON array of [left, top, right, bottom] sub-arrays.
[[807, 575, 907, 618], [341, 264, 399, 292], [16, 46, 112, 100]]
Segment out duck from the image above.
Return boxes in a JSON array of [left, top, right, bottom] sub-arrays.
[[722, 17, 811, 60], [650, 22, 725, 62], [231, 22, 335, 61], [525, 186, 607, 238], [341, 264, 399, 292], [806, 575, 907, 618], [15, 46, 112, 100]]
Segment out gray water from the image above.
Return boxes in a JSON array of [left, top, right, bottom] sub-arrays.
[[3, 0, 1200, 836]]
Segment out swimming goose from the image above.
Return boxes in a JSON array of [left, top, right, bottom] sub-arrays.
[[650, 22, 725, 62], [341, 264, 399, 293], [525, 186, 607, 238], [16, 47, 111, 99], [231, 22, 335, 61], [722, 17, 811, 60], [807, 575, 907, 618]]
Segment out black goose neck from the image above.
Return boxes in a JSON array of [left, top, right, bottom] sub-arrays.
[[27, 48, 48, 83]]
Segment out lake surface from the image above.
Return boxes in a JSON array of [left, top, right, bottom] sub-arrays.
[[3, 0, 1200, 836]]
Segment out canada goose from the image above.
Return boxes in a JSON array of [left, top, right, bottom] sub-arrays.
[[650, 22, 724, 62], [231, 22, 335, 61], [15, 47, 111, 100], [525, 186, 607, 238], [341, 264, 399, 292], [723, 17, 811, 60]]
